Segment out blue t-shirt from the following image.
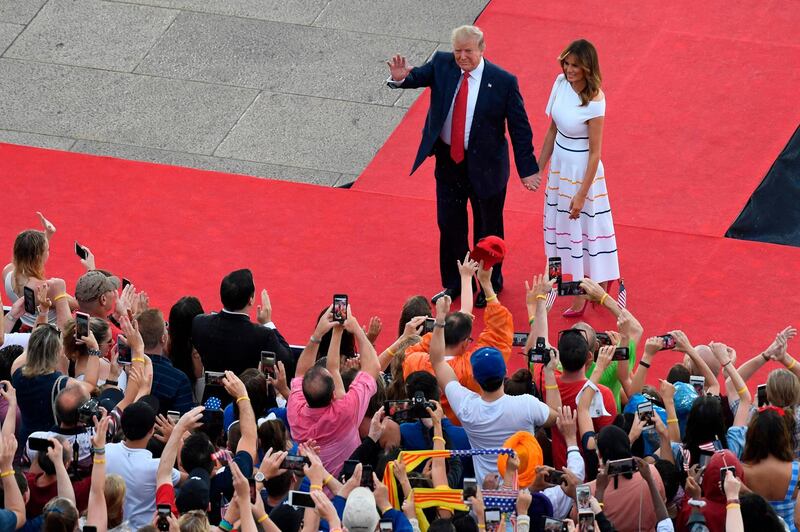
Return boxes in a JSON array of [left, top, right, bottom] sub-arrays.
[[0, 509, 19, 530]]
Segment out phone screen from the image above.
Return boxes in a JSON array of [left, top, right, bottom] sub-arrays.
[[658, 334, 676, 350], [205, 371, 225, 387], [117, 337, 132, 365], [333, 294, 348, 323], [379, 519, 394, 531], [281, 455, 310, 472], [422, 317, 436, 334], [361, 465, 374, 489], [512, 332, 529, 347], [757, 384, 768, 407], [548, 257, 562, 285], [75, 241, 88, 260], [484, 510, 501, 524], [167, 410, 180, 425], [23, 286, 36, 314], [596, 332, 612, 346], [463, 477, 477, 500], [75, 311, 90, 339], [260, 351, 276, 376], [612, 346, 630, 360], [576, 484, 592, 512], [288, 490, 316, 508], [637, 401, 655, 426], [690, 376, 705, 394]]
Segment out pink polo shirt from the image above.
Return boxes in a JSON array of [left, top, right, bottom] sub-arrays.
[[287, 371, 377, 476]]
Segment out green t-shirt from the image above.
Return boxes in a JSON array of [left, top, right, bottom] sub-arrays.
[[585, 339, 637, 411]]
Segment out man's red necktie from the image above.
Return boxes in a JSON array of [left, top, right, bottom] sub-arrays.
[[450, 72, 470, 164]]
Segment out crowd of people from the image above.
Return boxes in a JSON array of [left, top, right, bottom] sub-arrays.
[[0, 214, 797, 532]]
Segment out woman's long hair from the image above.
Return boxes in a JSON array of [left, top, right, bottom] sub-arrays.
[[167, 296, 204, 385], [42, 497, 79, 532], [558, 39, 602, 106], [22, 325, 62, 378], [683, 396, 728, 466], [12, 229, 47, 294], [742, 407, 794, 463]]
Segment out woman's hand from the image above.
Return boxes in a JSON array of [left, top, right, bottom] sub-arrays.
[[644, 336, 663, 357], [368, 407, 387, 443], [363, 316, 383, 344], [403, 316, 426, 338], [457, 251, 480, 279], [76, 328, 100, 351], [427, 399, 444, 426], [568, 193, 586, 220], [595, 345, 614, 372], [723, 470, 741, 500]]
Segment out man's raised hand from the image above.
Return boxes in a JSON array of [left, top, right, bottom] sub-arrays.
[[457, 251, 480, 278], [435, 294, 451, 320], [387, 54, 412, 82], [256, 289, 272, 325]]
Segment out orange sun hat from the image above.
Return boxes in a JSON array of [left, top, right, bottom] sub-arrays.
[[496, 431, 544, 487]]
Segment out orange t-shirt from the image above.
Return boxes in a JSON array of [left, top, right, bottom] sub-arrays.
[[402, 302, 514, 424]]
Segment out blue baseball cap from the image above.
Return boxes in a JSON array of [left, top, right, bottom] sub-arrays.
[[470, 347, 506, 385]]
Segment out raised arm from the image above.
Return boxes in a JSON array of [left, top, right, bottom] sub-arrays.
[[386, 53, 435, 89], [659, 379, 681, 443], [345, 308, 380, 379], [430, 296, 458, 390], [528, 272, 555, 349], [326, 326, 347, 399], [543, 348, 562, 411], [767, 327, 799, 379], [710, 342, 751, 406], [296, 305, 337, 378], [635, 457, 669, 524], [85, 415, 111, 532], [428, 400, 449, 494], [578, 347, 614, 450], [457, 252, 479, 315], [157, 406, 203, 488], [0, 382, 16, 439], [0, 434, 24, 529], [674, 331, 719, 395], [229, 461, 258, 532], [378, 317, 425, 371], [629, 337, 663, 396], [48, 438, 75, 504], [224, 371, 257, 461]]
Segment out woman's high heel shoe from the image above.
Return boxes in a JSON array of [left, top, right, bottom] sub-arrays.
[[562, 298, 588, 318]]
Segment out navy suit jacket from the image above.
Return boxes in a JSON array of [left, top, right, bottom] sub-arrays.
[[390, 51, 538, 199]]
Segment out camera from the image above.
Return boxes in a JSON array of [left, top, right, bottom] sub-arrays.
[[77, 398, 101, 425], [528, 337, 552, 365], [410, 391, 434, 413]]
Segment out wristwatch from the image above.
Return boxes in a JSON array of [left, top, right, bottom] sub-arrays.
[[254, 471, 265, 483]]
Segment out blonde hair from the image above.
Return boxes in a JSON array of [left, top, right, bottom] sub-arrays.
[[105, 474, 126, 528], [558, 39, 602, 106], [451, 25, 485, 51], [12, 229, 47, 294], [767, 369, 800, 407], [22, 325, 62, 377], [178, 510, 211, 531]]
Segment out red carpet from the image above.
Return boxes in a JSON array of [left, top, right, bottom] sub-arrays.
[[2, 0, 799, 390]]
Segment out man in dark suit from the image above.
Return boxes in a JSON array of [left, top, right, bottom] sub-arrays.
[[191, 269, 294, 395], [387, 25, 540, 306]]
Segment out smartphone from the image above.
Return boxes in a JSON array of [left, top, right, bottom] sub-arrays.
[[578, 512, 596, 530], [612, 346, 630, 361], [757, 384, 768, 407], [340, 459, 359, 482], [484, 509, 501, 525], [280, 455, 311, 472], [637, 401, 655, 426], [543, 517, 566, 532], [116, 336, 132, 365], [379, 518, 394, 531], [576, 483, 592, 512], [698, 452, 713, 468], [74, 241, 88, 260], [75, 311, 90, 339], [122, 277, 131, 290], [201, 409, 223, 427], [558, 281, 585, 297], [547, 469, 565, 485], [422, 317, 436, 334], [596, 332, 613, 347], [288, 490, 316, 508], [248, 478, 257, 504], [23, 286, 36, 314], [83, 527, 98, 532], [720, 466, 736, 487], [690, 375, 705, 395], [167, 410, 180, 425], [205, 371, 226, 387], [657, 334, 676, 350], [28, 437, 54, 452], [548, 257, 563, 286], [384, 400, 415, 422], [606, 457, 636, 476], [463, 477, 477, 500], [512, 332, 529, 347], [260, 351, 276, 377], [156, 504, 171, 531], [361, 464, 374, 489], [332, 294, 348, 323]]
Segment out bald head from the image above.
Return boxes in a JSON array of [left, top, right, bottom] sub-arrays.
[[302, 366, 334, 408], [573, 322, 598, 352], [685, 344, 728, 377]]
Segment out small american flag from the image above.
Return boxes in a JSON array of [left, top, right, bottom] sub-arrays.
[[545, 289, 557, 311], [699, 441, 721, 452], [616, 278, 627, 309]]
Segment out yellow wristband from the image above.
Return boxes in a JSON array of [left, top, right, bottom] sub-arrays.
[[0, 470, 13, 478], [257, 514, 269, 523], [528, 316, 535, 325], [736, 387, 747, 396], [53, 293, 69, 302], [535, 294, 547, 301], [598, 502, 604, 508], [386, 348, 395, 357], [726, 503, 740, 510], [478, 525, 486, 530], [93, 459, 106, 464], [381, 506, 393, 514], [433, 436, 446, 444], [310, 484, 323, 491], [324, 474, 333, 485], [545, 384, 559, 390], [599, 293, 608, 306], [788, 359, 797, 370], [667, 418, 678, 424], [131, 357, 145, 363], [485, 294, 497, 303], [236, 396, 250, 404]]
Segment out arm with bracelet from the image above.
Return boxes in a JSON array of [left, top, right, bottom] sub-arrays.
[[378, 316, 424, 371], [544, 349, 562, 411], [224, 371, 257, 461], [629, 337, 662, 396], [710, 342, 751, 406], [458, 252, 479, 316], [85, 416, 110, 532], [674, 330, 720, 395], [327, 327, 347, 399], [728, 329, 791, 386], [527, 273, 555, 349], [296, 305, 337, 378], [659, 379, 681, 443], [429, 399, 452, 517]]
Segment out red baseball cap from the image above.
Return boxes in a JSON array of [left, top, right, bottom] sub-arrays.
[[471, 235, 506, 270]]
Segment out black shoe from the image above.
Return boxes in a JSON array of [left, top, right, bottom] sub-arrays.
[[432, 288, 459, 304]]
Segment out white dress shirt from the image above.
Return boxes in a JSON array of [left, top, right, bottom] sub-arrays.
[[440, 57, 484, 149]]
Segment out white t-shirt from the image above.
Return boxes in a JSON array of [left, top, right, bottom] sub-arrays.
[[445, 381, 551, 482], [106, 442, 180, 530]]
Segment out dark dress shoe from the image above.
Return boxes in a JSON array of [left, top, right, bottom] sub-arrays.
[[432, 288, 459, 304]]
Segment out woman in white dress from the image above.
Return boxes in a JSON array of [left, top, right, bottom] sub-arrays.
[[538, 39, 619, 316]]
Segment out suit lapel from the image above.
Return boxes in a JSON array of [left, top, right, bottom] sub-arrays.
[[469, 60, 494, 147]]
